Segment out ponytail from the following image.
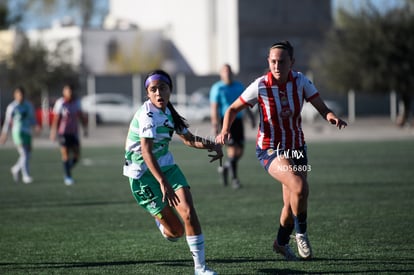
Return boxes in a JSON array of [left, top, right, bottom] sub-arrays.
[[167, 101, 189, 132]]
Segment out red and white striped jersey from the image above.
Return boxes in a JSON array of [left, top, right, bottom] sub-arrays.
[[240, 71, 319, 150]]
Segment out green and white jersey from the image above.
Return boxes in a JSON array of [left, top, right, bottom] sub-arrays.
[[123, 100, 188, 179], [1, 100, 36, 137]]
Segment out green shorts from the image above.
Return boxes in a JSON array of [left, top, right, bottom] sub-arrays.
[[12, 132, 32, 146], [129, 165, 189, 216]]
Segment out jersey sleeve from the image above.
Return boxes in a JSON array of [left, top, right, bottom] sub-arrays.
[[239, 78, 260, 107], [52, 98, 63, 115], [136, 108, 157, 139], [302, 76, 319, 102], [209, 83, 220, 104]]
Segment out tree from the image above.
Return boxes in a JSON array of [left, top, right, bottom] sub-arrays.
[[22, 0, 106, 28], [313, 0, 414, 126], [3, 36, 78, 105], [0, 0, 22, 29]]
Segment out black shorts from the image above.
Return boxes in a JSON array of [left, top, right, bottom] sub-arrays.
[[223, 117, 245, 148], [58, 134, 80, 147]]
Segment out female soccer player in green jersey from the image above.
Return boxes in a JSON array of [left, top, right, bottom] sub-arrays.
[[123, 70, 222, 275], [0, 87, 37, 183]]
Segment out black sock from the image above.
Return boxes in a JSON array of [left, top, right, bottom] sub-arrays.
[[294, 212, 307, 234], [277, 223, 294, 246], [63, 161, 71, 178], [228, 157, 238, 179], [70, 157, 78, 169]]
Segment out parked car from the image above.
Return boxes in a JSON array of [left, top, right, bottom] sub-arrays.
[[171, 88, 211, 122], [81, 93, 136, 124]]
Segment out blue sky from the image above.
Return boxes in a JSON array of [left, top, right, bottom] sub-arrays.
[[9, 0, 108, 29]]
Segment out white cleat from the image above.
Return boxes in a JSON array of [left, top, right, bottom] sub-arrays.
[[22, 176, 33, 184], [64, 177, 75, 186], [194, 266, 217, 275], [11, 168, 19, 182], [295, 233, 313, 259]]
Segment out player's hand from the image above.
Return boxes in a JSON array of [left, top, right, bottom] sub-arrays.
[[327, 113, 347, 129], [160, 181, 180, 207], [208, 143, 223, 166], [215, 131, 231, 145]]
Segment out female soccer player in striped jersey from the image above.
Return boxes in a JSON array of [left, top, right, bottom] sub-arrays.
[[123, 70, 222, 275], [50, 84, 88, 186], [216, 41, 347, 261]]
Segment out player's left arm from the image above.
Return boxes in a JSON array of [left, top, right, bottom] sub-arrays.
[[177, 131, 223, 165], [309, 96, 347, 129]]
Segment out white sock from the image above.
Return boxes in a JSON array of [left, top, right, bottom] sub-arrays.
[[186, 234, 205, 269], [155, 219, 167, 238]]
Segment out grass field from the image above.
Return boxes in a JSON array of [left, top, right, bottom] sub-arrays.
[[1, 140, 414, 274]]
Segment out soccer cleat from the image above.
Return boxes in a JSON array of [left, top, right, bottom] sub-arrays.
[[217, 166, 228, 186], [295, 233, 313, 259], [10, 167, 19, 182], [232, 179, 241, 189], [64, 177, 75, 186], [22, 176, 33, 184], [194, 266, 217, 275], [273, 240, 298, 261]]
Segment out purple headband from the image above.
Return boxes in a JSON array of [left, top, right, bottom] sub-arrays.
[[144, 74, 171, 88]]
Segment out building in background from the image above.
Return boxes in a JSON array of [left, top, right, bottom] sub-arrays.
[[106, 0, 331, 75], [106, 0, 240, 75], [3, 0, 331, 76]]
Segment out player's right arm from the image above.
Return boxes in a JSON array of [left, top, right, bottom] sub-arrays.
[[216, 97, 248, 145]]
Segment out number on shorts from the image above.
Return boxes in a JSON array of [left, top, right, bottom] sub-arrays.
[[136, 186, 155, 201]]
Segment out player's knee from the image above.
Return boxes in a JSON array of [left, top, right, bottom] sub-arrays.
[[290, 176, 308, 198], [180, 207, 199, 226]]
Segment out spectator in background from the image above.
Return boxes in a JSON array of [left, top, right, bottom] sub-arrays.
[[0, 87, 38, 184], [50, 83, 88, 186], [209, 64, 255, 189]]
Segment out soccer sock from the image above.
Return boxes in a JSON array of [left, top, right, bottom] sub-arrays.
[[294, 212, 307, 234], [186, 234, 205, 269], [13, 146, 25, 174], [63, 161, 71, 178], [21, 148, 31, 178], [69, 157, 78, 170], [277, 223, 294, 246], [228, 157, 238, 179], [155, 219, 167, 238]]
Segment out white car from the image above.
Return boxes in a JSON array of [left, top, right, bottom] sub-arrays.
[[81, 93, 136, 124], [170, 89, 211, 122]]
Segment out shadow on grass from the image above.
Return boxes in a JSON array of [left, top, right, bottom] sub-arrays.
[[2, 257, 413, 274], [0, 200, 134, 209], [0, 259, 192, 270]]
